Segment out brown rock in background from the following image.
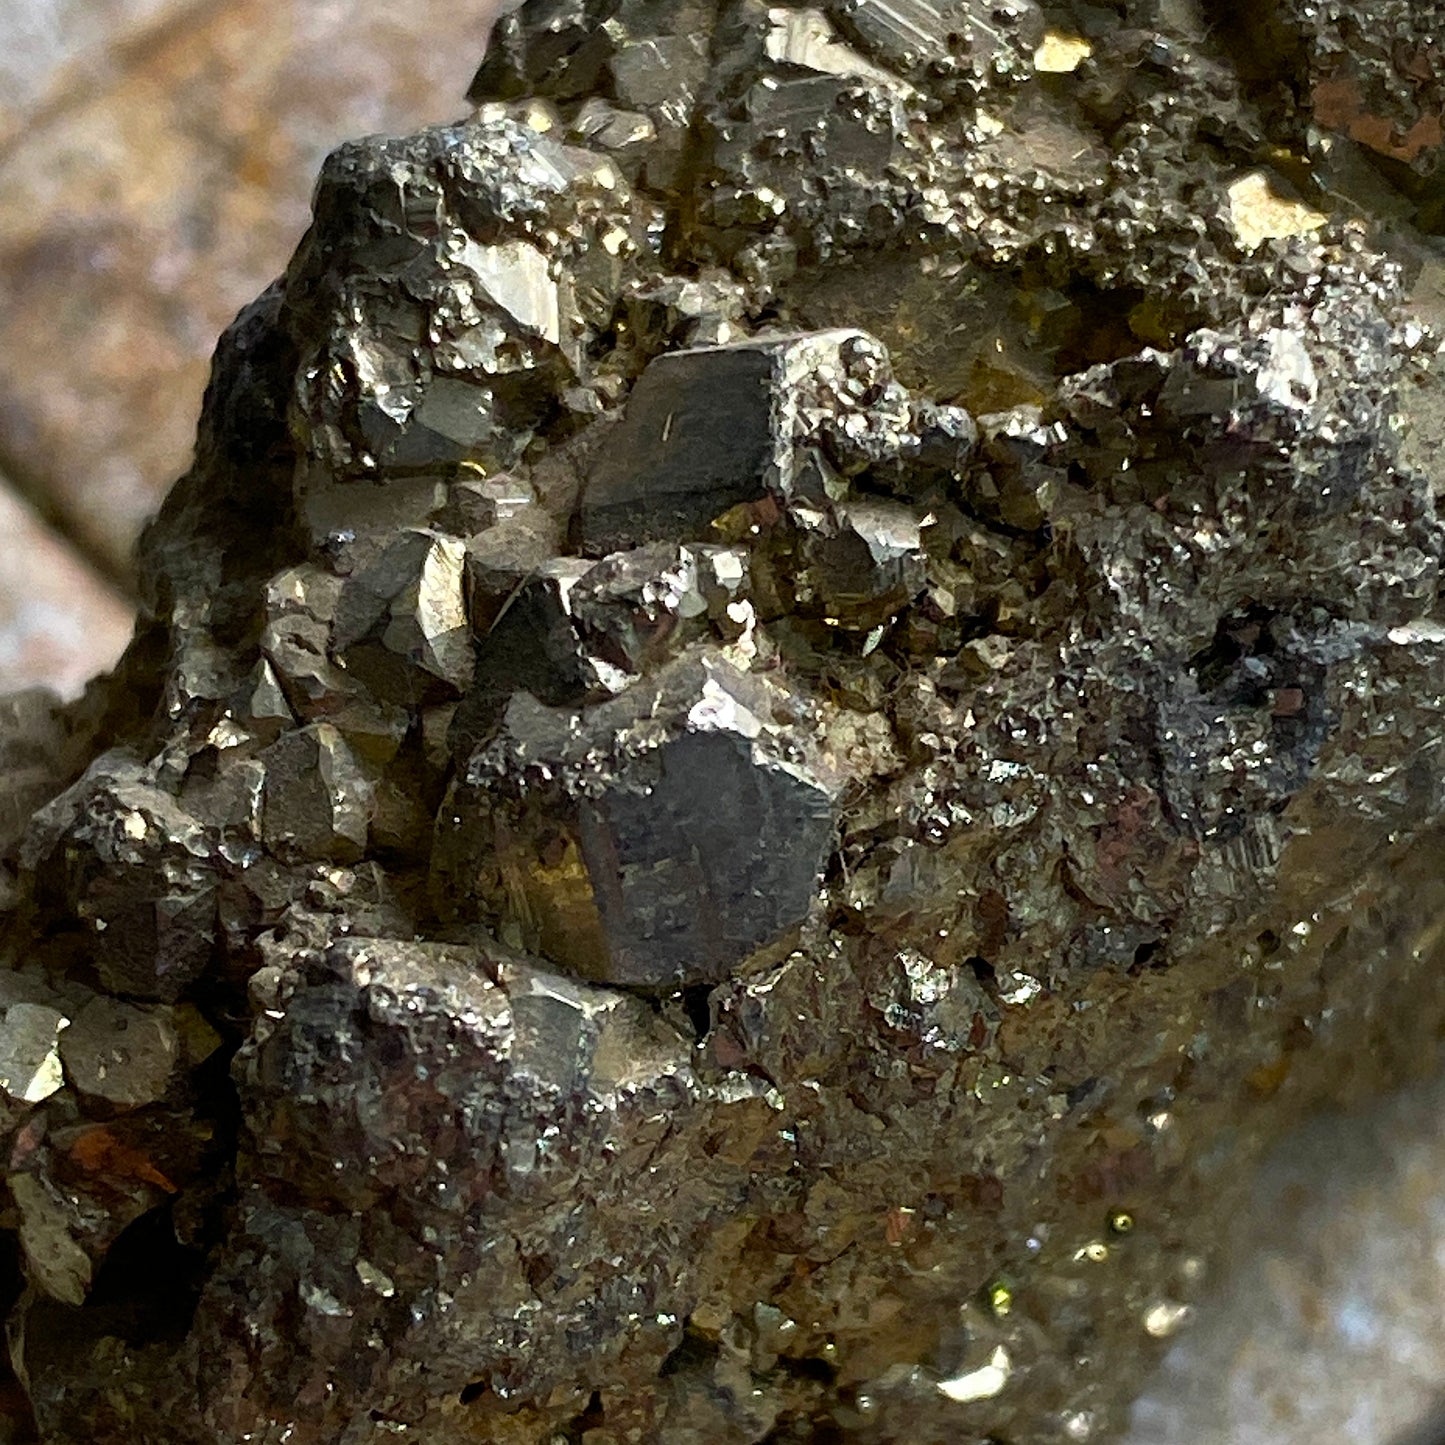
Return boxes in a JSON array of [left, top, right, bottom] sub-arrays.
[[0, 478, 131, 699], [0, 0, 191, 149], [0, 0, 505, 685]]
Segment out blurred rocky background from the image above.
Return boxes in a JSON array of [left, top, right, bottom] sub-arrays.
[[0, 0, 507, 697], [1126, 1060, 1445, 1445], [0, 2, 1444, 1441]]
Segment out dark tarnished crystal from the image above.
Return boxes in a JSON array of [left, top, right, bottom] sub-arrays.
[[259, 723, 374, 864], [436, 650, 839, 988], [578, 329, 899, 553], [22, 758, 220, 1002], [4, 2, 1445, 1442]]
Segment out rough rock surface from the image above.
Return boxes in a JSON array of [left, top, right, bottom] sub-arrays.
[[3, 1, 1445, 1442]]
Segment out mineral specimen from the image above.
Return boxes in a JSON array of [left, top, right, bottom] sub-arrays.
[[435, 650, 841, 987], [5, 0, 1445, 1441]]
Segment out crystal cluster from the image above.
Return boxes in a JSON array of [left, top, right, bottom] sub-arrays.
[[3, 2, 1445, 1442]]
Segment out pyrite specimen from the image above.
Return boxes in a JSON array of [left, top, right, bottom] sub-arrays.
[[4, 2, 1445, 1442]]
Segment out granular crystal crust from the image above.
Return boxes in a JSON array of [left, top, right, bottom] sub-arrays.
[[3, 1, 1445, 1441]]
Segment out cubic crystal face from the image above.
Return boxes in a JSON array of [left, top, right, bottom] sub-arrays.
[[577, 328, 898, 552]]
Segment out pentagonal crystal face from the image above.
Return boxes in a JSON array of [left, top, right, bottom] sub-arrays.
[[572, 727, 837, 987], [259, 723, 373, 864], [439, 654, 840, 989]]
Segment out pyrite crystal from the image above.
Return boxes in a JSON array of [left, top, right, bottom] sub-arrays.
[[4, 1, 1445, 1441]]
